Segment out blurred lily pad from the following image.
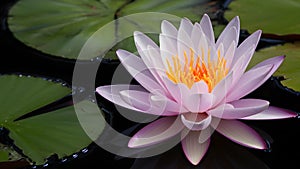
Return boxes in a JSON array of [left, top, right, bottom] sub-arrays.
[[248, 42, 300, 92], [0, 75, 104, 165], [225, 0, 300, 36], [8, 100, 104, 165], [0, 143, 24, 162], [8, 0, 212, 60], [0, 147, 9, 162]]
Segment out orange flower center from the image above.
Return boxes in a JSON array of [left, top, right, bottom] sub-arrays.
[[166, 48, 229, 92]]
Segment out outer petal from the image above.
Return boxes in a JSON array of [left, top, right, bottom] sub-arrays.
[[200, 14, 215, 43], [207, 99, 269, 119], [120, 90, 186, 116], [213, 119, 267, 149], [161, 20, 178, 38], [179, 17, 193, 36], [232, 30, 261, 66], [224, 56, 283, 102], [242, 106, 298, 120], [97, 85, 145, 111], [128, 117, 184, 148], [191, 23, 203, 51], [117, 49, 166, 95], [159, 34, 178, 68], [227, 64, 273, 101], [216, 16, 239, 52], [181, 130, 210, 165], [134, 31, 165, 86], [229, 45, 255, 86], [177, 20, 193, 61]]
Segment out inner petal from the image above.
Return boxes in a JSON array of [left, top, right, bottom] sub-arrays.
[[181, 113, 212, 131], [166, 48, 229, 92]]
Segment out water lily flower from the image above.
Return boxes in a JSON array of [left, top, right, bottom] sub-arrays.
[[96, 14, 297, 165]]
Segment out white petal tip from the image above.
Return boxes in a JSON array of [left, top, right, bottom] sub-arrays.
[[133, 31, 142, 36], [189, 159, 201, 166], [128, 137, 147, 148], [96, 86, 105, 95]]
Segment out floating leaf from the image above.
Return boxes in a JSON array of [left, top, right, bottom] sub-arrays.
[[0, 75, 105, 165], [0, 75, 70, 122], [248, 42, 300, 92], [224, 0, 300, 35], [8, 0, 211, 60], [0, 143, 24, 162], [0, 149, 9, 162], [8, 100, 104, 165]]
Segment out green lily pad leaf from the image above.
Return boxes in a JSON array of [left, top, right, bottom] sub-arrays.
[[0, 75, 104, 165], [8, 0, 212, 60], [8, 100, 104, 165], [248, 42, 300, 92], [0, 75, 71, 122], [224, 0, 300, 35], [0, 147, 9, 162], [0, 143, 24, 162]]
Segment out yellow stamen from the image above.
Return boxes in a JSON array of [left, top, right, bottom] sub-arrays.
[[166, 48, 229, 92]]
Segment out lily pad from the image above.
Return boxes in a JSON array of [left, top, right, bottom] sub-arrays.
[[224, 0, 300, 35], [0, 75, 104, 165], [8, 0, 211, 60], [248, 42, 300, 92], [0, 143, 24, 162], [8, 100, 104, 165], [0, 148, 9, 162]]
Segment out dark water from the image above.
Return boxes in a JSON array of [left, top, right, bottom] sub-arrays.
[[1, 0, 300, 169]]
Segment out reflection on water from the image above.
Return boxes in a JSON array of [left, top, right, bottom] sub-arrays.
[[130, 133, 270, 169]]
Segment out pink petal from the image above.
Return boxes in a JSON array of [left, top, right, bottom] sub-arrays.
[[224, 41, 236, 68], [128, 117, 184, 148], [252, 55, 284, 70], [162, 77, 213, 112], [146, 46, 165, 71], [186, 93, 214, 112], [197, 32, 209, 63], [227, 64, 273, 101], [216, 16, 239, 52], [159, 34, 178, 68], [120, 90, 184, 116], [200, 14, 215, 43], [190, 80, 209, 94], [161, 20, 178, 38], [178, 83, 214, 112], [162, 76, 182, 103], [207, 99, 269, 119], [181, 130, 210, 165], [134, 32, 166, 89], [212, 71, 233, 107], [242, 106, 298, 120], [232, 30, 261, 66], [177, 21, 193, 61], [214, 119, 267, 149], [134, 31, 158, 50], [181, 113, 212, 131], [179, 17, 193, 35], [250, 55, 285, 86], [191, 23, 203, 50], [96, 85, 144, 112], [117, 49, 166, 95]]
